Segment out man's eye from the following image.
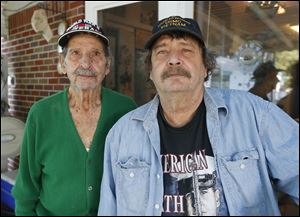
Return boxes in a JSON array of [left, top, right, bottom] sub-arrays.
[[92, 51, 103, 57], [71, 50, 80, 55], [183, 48, 192, 53], [94, 51, 101, 56], [157, 50, 167, 55]]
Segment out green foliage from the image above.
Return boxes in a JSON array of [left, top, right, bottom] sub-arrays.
[[275, 50, 299, 71]]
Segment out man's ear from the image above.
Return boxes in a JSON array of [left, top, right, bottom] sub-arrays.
[[59, 54, 67, 74], [105, 57, 112, 76], [149, 70, 153, 81]]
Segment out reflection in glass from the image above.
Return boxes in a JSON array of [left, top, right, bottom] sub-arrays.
[[98, 2, 158, 105], [195, 1, 299, 104]]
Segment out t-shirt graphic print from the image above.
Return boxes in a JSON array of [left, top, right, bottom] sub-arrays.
[[158, 102, 220, 216], [161, 151, 219, 216]]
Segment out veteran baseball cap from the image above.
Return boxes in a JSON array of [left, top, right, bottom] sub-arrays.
[[58, 19, 109, 48], [144, 16, 205, 49]]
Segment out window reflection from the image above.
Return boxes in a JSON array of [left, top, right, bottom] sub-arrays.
[[98, 2, 158, 105], [195, 1, 299, 104]]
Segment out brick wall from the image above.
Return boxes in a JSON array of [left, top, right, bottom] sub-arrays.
[[1, 1, 85, 121]]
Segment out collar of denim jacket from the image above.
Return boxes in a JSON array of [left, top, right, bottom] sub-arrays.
[[204, 87, 228, 117], [131, 87, 229, 125]]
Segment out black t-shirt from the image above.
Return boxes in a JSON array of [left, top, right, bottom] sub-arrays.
[[158, 101, 220, 216]]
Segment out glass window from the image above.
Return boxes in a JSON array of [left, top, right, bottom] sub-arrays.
[[98, 2, 158, 105], [195, 1, 299, 103]]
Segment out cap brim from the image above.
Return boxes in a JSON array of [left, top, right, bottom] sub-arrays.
[[58, 29, 109, 48], [144, 27, 205, 49]]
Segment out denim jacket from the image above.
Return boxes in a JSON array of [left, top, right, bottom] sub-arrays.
[[98, 88, 299, 216]]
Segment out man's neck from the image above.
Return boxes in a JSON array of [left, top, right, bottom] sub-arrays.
[[159, 90, 204, 128], [68, 86, 101, 112]]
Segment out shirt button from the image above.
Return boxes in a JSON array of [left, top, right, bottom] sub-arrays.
[[240, 163, 246, 169], [154, 204, 160, 209], [129, 172, 135, 178], [156, 174, 160, 179], [88, 186, 93, 191]]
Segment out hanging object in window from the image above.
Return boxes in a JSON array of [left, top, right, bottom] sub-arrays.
[[31, 9, 53, 42], [235, 40, 264, 66]]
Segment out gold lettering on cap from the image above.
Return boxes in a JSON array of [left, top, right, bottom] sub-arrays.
[[158, 17, 191, 30]]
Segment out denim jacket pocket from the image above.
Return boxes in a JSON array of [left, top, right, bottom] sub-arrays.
[[221, 149, 265, 208], [115, 157, 150, 215]]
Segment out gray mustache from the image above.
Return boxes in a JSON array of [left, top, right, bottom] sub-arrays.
[[75, 68, 96, 76], [161, 67, 191, 80]]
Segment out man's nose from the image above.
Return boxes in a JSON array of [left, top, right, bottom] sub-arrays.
[[80, 54, 92, 69], [168, 52, 182, 66]]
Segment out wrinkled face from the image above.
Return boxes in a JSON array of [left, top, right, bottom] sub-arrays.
[[60, 34, 110, 91], [150, 35, 207, 95]]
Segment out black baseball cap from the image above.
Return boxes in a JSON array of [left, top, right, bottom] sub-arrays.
[[58, 19, 109, 48], [144, 16, 205, 49]]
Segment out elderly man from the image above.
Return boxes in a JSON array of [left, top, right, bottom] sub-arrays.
[[12, 19, 136, 216], [98, 16, 299, 216]]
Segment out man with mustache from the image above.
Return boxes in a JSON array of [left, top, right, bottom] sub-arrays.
[[98, 16, 298, 216], [12, 19, 136, 216]]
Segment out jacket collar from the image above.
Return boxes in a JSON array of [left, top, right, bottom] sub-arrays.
[[204, 87, 228, 116], [131, 87, 229, 124]]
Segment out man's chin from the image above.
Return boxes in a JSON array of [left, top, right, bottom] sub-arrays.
[[74, 83, 98, 91]]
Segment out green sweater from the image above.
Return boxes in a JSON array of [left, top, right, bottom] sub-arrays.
[[12, 87, 136, 216]]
